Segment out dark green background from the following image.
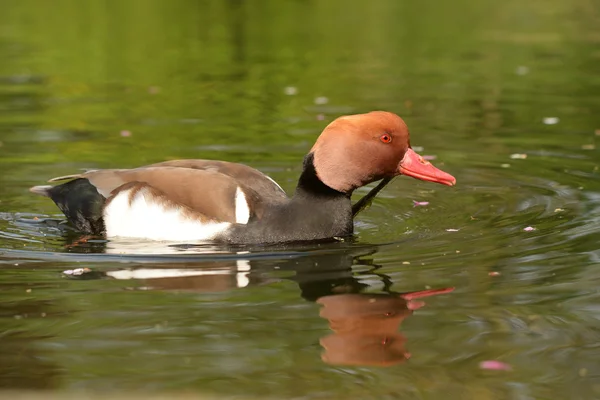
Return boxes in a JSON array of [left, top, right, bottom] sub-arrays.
[[1, 0, 600, 398]]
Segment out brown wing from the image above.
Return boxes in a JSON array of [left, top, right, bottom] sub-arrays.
[[49, 160, 288, 200], [146, 159, 288, 201], [82, 167, 268, 223], [46, 160, 289, 222]]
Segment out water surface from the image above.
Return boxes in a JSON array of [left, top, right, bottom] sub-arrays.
[[1, 0, 600, 399]]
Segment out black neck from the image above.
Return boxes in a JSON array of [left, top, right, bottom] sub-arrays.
[[294, 153, 350, 201], [224, 153, 354, 244]]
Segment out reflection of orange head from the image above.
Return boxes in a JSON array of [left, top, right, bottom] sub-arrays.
[[316, 288, 454, 367], [320, 332, 409, 366], [317, 294, 413, 367]]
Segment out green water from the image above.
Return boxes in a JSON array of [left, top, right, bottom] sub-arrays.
[[1, 0, 600, 398]]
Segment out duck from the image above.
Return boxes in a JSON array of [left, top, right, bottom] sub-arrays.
[[29, 111, 456, 244]]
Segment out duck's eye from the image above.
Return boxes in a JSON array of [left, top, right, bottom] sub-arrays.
[[380, 134, 392, 144]]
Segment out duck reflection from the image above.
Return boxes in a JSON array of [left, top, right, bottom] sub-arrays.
[[318, 293, 412, 366], [286, 251, 453, 367], [88, 258, 252, 292], [74, 245, 453, 367], [317, 289, 452, 366]]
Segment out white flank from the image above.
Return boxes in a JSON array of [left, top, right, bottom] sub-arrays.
[[104, 187, 230, 241], [235, 187, 250, 224]]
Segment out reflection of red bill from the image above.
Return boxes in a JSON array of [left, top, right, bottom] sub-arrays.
[[399, 148, 456, 186]]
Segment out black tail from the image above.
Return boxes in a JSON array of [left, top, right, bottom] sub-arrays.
[[33, 179, 106, 234]]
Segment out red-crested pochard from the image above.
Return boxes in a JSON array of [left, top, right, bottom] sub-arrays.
[[29, 111, 456, 244]]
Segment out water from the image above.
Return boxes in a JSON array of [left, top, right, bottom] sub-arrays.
[[1, 0, 600, 399]]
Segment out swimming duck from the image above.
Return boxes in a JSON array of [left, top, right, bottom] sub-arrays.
[[30, 111, 456, 244]]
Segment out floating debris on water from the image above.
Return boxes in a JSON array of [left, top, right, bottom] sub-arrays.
[[488, 271, 501, 276], [480, 360, 512, 371], [446, 228, 460, 232], [515, 66, 529, 75], [120, 130, 132, 137], [284, 86, 298, 95], [63, 267, 92, 276], [501, 163, 511, 168], [581, 144, 595, 150], [413, 200, 429, 207], [314, 96, 328, 105], [523, 226, 536, 232], [510, 153, 527, 159], [543, 117, 560, 125], [554, 208, 564, 212]]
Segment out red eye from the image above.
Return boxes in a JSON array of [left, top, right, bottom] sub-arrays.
[[380, 134, 392, 144]]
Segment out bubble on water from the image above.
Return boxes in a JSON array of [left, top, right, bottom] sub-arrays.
[[501, 163, 511, 168]]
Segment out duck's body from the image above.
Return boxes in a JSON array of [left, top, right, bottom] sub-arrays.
[[30, 112, 456, 244]]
